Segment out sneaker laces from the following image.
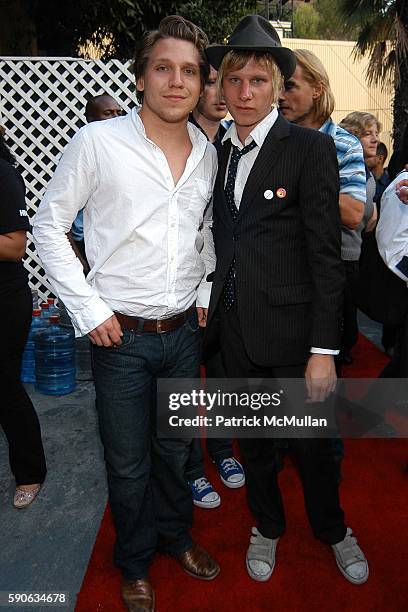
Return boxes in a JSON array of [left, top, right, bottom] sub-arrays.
[[220, 458, 238, 473], [193, 477, 212, 493]]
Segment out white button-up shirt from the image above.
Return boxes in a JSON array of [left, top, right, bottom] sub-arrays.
[[377, 170, 408, 285], [32, 108, 217, 337]]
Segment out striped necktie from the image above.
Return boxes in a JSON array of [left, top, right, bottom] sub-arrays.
[[221, 140, 257, 311]]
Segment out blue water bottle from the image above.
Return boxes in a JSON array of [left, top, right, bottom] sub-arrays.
[[34, 315, 76, 395], [40, 301, 51, 322], [47, 297, 60, 318], [21, 309, 46, 383]]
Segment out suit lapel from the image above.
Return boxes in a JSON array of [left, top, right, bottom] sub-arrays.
[[215, 139, 233, 228], [238, 114, 291, 218]]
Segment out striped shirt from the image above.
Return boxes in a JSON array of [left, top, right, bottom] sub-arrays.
[[319, 117, 366, 203]]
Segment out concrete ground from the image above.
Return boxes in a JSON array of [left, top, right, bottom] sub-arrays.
[[0, 313, 383, 612], [0, 382, 107, 612]]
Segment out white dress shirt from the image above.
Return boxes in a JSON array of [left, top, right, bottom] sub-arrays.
[[32, 108, 217, 337], [222, 108, 338, 355], [222, 107, 279, 206], [376, 170, 408, 285]]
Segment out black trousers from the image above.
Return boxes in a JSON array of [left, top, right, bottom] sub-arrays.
[[218, 303, 346, 545], [186, 342, 233, 480], [0, 285, 46, 485]]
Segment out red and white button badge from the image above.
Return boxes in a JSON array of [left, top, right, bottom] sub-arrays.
[[276, 187, 286, 199]]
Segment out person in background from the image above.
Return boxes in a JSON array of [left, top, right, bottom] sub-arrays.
[[376, 137, 408, 378], [0, 124, 46, 509], [279, 52, 368, 368], [366, 142, 395, 354], [279, 50, 366, 232], [189, 66, 229, 146], [186, 67, 245, 509], [367, 141, 390, 208], [278, 49, 366, 470], [338, 112, 379, 364], [85, 94, 123, 123], [33, 16, 220, 612], [68, 94, 123, 272]]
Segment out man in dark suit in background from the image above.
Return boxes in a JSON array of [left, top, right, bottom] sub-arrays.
[[204, 15, 369, 585]]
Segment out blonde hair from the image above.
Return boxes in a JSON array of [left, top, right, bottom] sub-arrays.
[[294, 49, 334, 123], [216, 50, 283, 105], [339, 111, 382, 138]]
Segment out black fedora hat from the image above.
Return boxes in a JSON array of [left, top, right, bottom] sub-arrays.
[[206, 14, 296, 80]]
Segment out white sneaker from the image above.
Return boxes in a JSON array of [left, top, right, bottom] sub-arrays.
[[246, 527, 279, 582], [332, 528, 369, 584]]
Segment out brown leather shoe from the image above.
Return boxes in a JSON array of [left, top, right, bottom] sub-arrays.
[[176, 543, 220, 580], [121, 578, 155, 612]]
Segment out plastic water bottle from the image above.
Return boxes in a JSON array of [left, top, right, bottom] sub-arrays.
[[34, 315, 76, 395], [40, 301, 50, 321], [21, 309, 46, 383], [47, 297, 60, 318]]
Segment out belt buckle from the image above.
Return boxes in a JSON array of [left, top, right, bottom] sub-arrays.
[[156, 319, 163, 333]]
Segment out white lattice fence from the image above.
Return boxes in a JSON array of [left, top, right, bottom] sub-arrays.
[[0, 57, 136, 301]]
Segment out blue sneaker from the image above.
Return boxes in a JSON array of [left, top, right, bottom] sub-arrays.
[[188, 477, 221, 509], [215, 457, 245, 489]]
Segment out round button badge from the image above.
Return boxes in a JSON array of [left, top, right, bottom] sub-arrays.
[[276, 187, 287, 199], [263, 189, 274, 200]]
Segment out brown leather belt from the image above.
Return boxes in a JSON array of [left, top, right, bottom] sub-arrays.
[[114, 305, 196, 333]]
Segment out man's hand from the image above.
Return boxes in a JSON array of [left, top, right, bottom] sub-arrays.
[[88, 315, 123, 347], [197, 307, 208, 328], [305, 354, 337, 403], [396, 179, 408, 205]]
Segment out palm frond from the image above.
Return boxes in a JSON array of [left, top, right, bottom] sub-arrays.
[[340, 0, 392, 23]]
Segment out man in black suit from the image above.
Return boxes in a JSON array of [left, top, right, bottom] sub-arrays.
[[205, 15, 369, 585]]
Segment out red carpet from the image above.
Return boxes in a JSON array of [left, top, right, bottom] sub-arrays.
[[76, 335, 408, 611]]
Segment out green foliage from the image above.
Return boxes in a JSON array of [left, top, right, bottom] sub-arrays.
[[26, 0, 256, 59], [338, 0, 408, 86], [314, 0, 359, 41], [338, 0, 408, 148], [293, 3, 319, 39]]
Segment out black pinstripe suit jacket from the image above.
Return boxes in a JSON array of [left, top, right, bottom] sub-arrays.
[[205, 114, 345, 367]]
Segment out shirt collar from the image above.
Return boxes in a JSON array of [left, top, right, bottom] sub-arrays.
[[222, 107, 279, 149], [319, 117, 336, 138], [131, 106, 208, 155]]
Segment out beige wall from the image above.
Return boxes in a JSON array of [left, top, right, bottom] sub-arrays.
[[284, 38, 393, 156]]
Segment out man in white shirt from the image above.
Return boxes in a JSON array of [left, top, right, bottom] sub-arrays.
[[376, 170, 408, 381], [377, 170, 408, 284], [33, 16, 219, 612]]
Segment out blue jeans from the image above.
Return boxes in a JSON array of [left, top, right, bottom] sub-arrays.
[[91, 310, 200, 580]]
